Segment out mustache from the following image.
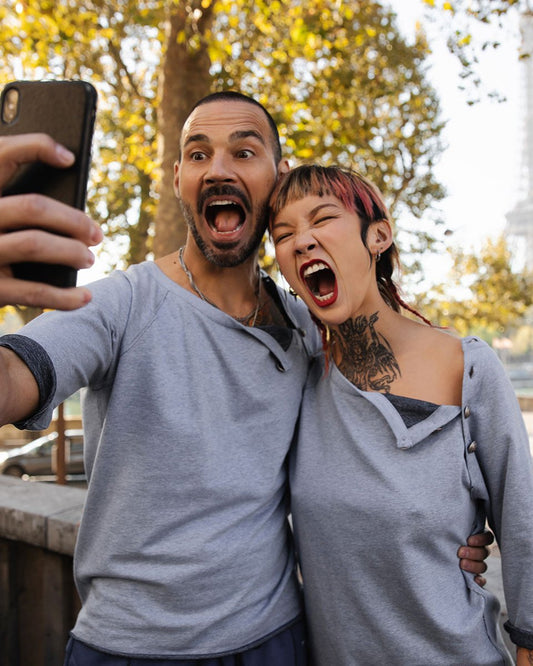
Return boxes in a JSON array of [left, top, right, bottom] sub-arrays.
[[197, 185, 251, 215]]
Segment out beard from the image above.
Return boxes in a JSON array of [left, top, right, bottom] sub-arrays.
[[180, 199, 267, 268]]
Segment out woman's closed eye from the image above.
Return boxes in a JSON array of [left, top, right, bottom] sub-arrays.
[[313, 214, 340, 226], [272, 231, 293, 245]]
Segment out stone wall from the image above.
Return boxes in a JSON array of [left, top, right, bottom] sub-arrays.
[[0, 476, 85, 665]]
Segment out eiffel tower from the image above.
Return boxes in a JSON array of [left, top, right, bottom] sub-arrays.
[[506, 6, 533, 270]]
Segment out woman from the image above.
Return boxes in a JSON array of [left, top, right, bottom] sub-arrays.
[[269, 164, 533, 665]]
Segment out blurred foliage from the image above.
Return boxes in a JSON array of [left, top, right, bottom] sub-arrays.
[[416, 234, 533, 337], [422, 0, 524, 103], [0, 0, 446, 268], [0, 0, 163, 267]]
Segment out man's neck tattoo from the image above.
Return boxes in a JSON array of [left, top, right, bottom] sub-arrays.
[[333, 312, 400, 392]]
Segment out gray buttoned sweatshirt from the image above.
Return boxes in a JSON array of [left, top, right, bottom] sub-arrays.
[[0, 262, 319, 659], [291, 336, 533, 665]]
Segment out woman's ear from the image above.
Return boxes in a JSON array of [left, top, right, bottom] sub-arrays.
[[368, 219, 393, 255]]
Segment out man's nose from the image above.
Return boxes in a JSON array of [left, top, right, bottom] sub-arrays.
[[204, 154, 235, 183]]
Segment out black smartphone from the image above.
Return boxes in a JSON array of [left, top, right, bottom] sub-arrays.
[[0, 80, 97, 287]]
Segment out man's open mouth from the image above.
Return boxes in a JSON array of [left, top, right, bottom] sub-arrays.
[[204, 199, 246, 235], [300, 260, 338, 307]]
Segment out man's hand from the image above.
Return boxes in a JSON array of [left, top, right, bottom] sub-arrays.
[[0, 134, 103, 310], [458, 530, 495, 587]]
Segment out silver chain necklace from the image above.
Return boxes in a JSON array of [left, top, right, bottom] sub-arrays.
[[178, 247, 262, 327]]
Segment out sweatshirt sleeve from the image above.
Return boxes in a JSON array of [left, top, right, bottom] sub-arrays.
[[0, 270, 133, 430], [462, 337, 533, 649], [0, 334, 56, 429]]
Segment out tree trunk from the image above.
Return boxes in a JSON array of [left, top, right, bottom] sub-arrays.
[[15, 306, 43, 325], [153, 3, 214, 258], [127, 171, 153, 265]]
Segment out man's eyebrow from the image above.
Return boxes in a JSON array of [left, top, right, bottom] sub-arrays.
[[229, 130, 266, 146], [183, 133, 210, 148], [183, 130, 266, 150]]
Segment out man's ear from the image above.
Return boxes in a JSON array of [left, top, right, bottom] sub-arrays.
[[277, 158, 291, 177], [173, 161, 180, 197], [368, 219, 393, 254]]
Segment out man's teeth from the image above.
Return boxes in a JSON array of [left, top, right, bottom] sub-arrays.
[[303, 262, 328, 278], [208, 200, 236, 207]]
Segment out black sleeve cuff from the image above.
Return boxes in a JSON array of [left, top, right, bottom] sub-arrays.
[[0, 333, 56, 427], [504, 620, 533, 649]]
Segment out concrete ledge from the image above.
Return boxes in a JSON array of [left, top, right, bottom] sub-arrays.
[[517, 395, 533, 411], [0, 476, 85, 556]]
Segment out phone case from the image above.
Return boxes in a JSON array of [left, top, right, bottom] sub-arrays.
[[0, 80, 97, 287]]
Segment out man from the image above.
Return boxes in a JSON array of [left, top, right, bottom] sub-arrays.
[[0, 92, 490, 665]]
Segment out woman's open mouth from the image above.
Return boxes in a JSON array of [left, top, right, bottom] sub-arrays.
[[300, 260, 338, 307]]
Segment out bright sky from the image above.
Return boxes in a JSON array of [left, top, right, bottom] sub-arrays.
[[387, 0, 523, 271], [79, 1, 524, 286]]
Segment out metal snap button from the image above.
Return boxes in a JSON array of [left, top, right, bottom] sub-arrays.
[[467, 441, 477, 453]]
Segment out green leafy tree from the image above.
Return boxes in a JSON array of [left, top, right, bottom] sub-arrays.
[[0, 0, 445, 268], [213, 2, 446, 253], [416, 235, 533, 337], [0, 0, 213, 265]]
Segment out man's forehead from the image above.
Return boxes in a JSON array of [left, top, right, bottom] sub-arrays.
[[182, 101, 271, 144]]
